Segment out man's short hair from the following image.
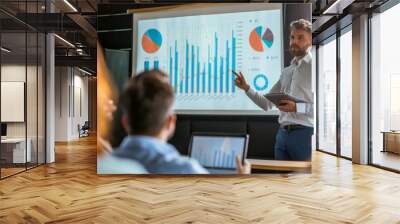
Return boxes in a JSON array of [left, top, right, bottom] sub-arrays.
[[120, 70, 174, 135], [290, 19, 312, 34]]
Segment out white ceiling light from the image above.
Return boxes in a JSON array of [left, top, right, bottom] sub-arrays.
[[63, 0, 78, 12], [323, 0, 342, 14], [78, 67, 93, 76], [323, 0, 354, 15], [1, 47, 11, 53], [54, 34, 75, 48], [76, 48, 86, 55]]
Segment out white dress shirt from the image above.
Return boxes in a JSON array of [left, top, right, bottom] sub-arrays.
[[246, 50, 313, 127]]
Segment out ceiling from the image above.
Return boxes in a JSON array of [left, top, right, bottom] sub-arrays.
[[0, 0, 98, 74], [0, 0, 395, 75]]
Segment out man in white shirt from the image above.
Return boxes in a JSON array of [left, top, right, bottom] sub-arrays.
[[235, 19, 313, 161]]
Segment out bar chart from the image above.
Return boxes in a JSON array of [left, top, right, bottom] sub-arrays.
[[142, 30, 239, 96], [157, 32, 239, 95], [190, 136, 246, 169]]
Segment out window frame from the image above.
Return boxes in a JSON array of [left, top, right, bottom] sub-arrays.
[[315, 23, 353, 160]]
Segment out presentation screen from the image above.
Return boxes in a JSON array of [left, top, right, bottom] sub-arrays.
[[132, 4, 283, 114]]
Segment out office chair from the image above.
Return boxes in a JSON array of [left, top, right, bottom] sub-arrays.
[[79, 121, 90, 138]]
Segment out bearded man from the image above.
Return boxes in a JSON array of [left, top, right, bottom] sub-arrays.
[[234, 19, 313, 161]]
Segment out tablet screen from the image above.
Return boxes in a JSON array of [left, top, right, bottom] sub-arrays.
[[189, 135, 247, 169]]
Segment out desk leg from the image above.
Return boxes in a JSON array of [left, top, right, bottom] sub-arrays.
[[382, 133, 386, 153]]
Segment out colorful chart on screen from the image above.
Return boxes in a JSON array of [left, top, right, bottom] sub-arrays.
[[142, 28, 162, 53], [253, 74, 269, 91], [249, 26, 274, 52], [135, 8, 282, 113]]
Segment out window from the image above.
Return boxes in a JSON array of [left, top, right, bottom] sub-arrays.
[[370, 2, 400, 171], [339, 28, 352, 158], [317, 36, 337, 155]]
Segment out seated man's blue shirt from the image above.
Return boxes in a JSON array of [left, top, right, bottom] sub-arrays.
[[97, 154, 148, 174], [112, 135, 208, 174]]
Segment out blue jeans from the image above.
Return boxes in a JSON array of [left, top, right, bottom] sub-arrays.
[[274, 127, 313, 161]]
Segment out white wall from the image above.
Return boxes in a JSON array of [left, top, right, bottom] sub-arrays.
[[1, 65, 38, 138], [55, 66, 69, 141], [55, 67, 89, 141]]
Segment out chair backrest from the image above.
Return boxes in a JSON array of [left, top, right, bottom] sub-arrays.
[[82, 121, 90, 129]]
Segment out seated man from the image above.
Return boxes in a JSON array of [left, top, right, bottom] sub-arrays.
[[111, 70, 249, 174]]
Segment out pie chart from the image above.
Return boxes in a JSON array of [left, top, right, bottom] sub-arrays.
[[249, 26, 274, 52], [253, 74, 269, 91], [142, 28, 162, 54]]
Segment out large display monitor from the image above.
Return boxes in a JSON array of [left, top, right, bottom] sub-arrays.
[[132, 4, 283, 114]]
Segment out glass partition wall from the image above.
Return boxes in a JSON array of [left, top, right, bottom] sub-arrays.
[[316, 0, 400, 172], [317, 35, 337, 155], [0, 1, 46, 179], [339, 27, 352, 159], [316, 25, 353, 159], [370, 2, 400, 172]]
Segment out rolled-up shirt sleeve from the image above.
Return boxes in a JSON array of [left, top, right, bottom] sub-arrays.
[[296, 103, 306, 113], [296, 102, 313, 114]]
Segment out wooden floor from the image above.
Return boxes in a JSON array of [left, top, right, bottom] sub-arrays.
[[372, 150, 400, 171], [1, 136, 400, 223], [0, 167, 26, 178]]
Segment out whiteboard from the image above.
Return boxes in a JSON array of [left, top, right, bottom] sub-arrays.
[[1, 82, 25, 122]]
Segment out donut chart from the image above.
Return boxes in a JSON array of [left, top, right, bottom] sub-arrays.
[[142, 28, 162, 53], [253, 74, 269, 91], [249, 26, 274, 52]]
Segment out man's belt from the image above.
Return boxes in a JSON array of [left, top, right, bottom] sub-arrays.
[[281, 124, 306, 131]]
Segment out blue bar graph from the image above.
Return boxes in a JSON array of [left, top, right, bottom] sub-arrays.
[[144, 61, 150, 71], [191, 45, 195, 94], [226, 40, 230, 93], [232, 31, 236, 93], [197, 47, 200, 94], [214, 33, 218, 94], [208, 46, 211, 94], [202, 64, 206, 93], [211, 150, 236, 168], [185, 41, 189, 94], [220, 57, 223, 93], [154, 60, 159, 70], [174, 41, 178, 93], [166, 31, 237, 96], [169, 47, 173, 85]]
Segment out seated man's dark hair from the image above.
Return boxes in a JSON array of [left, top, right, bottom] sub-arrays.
[[120, 70, 174, 135]]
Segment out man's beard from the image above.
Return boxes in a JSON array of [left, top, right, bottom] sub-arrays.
[[289, 45, 307, 57]]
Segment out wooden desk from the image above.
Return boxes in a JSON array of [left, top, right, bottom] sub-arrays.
[[1, 138, 32, 163], [382, 131, 400, 154], [248, 159, 311, 172]]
